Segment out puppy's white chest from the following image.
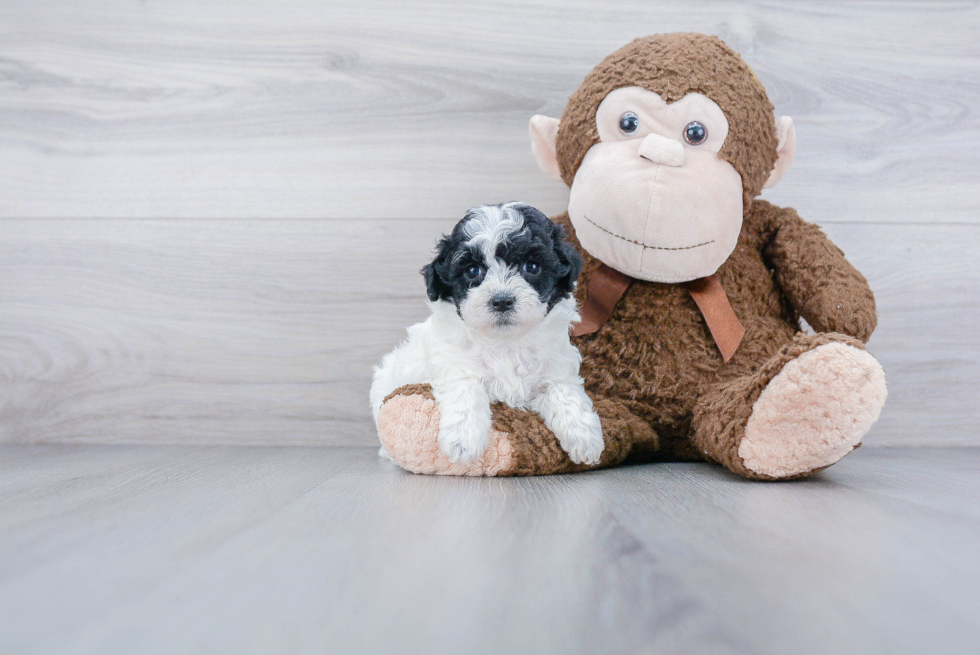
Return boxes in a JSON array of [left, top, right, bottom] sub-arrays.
[[479, 345, 543, 408]]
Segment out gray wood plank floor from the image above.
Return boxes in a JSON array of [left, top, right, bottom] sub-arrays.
[[1, 445, 978, 654]]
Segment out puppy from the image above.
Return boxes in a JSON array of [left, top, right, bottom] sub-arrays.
[[370, 202, 604, 465]]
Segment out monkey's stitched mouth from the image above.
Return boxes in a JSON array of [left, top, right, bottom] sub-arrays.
[[583, 215, 714, 251]]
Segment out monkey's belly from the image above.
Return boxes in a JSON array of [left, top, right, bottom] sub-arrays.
[[575, 309, 797, 431]]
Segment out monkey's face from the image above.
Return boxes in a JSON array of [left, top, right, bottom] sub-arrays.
[[567, 87, 743, 283]]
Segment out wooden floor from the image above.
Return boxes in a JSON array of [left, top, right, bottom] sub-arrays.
[[1, 445, 978, 654]]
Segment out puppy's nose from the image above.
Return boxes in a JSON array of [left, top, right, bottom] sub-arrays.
[[490, 293, 516, 312], [638, 133, 685, 167]]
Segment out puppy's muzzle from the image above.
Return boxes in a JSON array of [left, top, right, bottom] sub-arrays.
[[490, 293, 516, 313]]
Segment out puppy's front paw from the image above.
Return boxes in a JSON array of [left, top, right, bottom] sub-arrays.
[[556, 410, 604, 466], [438, 425, 489, 464]]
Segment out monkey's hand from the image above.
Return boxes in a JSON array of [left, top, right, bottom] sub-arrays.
[[763, 204, 877, 342]]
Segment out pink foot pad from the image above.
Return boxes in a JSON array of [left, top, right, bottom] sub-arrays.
[[739, 342, 887, 478]]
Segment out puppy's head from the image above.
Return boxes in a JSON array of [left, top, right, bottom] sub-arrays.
[[422, 202, 582, 336]]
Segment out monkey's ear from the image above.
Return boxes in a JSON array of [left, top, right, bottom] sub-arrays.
[[764, 116, 796, 189], [420, 236, 454, 302], [529, 115, 564, 184]]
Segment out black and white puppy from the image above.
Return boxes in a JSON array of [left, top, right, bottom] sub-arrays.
[[370, 202, 604, 465]]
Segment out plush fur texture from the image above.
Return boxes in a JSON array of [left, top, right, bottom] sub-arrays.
[[371, 203, 603, 466], [375, 33, 888, 480]]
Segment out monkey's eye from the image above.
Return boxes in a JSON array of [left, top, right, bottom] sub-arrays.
[[683, 121, 708, 145], [464, 264, 484, 280], [522, 262, 541, 276], [619, 112, 640, 135]]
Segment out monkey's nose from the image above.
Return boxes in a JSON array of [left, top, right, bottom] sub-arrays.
[[638, 133, 685, 167]]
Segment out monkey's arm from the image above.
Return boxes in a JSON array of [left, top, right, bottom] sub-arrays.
[[761, 204, 877, 342]]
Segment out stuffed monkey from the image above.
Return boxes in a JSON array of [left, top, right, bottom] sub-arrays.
[[377, 33, 886, 480]]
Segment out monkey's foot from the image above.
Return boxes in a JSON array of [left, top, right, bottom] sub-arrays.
[[376, 384, 651, 476], [377, 384, 515, 476], [738, 341, 887, 479]]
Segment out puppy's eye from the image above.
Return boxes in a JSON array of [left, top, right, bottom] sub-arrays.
[[464, 264, 484, 280], [619, 112, 640, 135], [683, 121, 708, 145], [522, 262, 541, 275]]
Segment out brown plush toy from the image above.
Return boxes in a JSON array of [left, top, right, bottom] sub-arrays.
[[377, 33, 887, 480]]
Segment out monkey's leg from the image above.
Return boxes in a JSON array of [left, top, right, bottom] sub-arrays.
[[692, 333, 886, 480], [376, 384, 656, 476]]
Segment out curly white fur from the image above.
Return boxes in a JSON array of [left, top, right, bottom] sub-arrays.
[[370, 297, 603, 465]]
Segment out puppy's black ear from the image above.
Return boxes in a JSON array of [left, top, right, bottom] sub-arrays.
[[551, 223, 583, 295], [420, 234, 454, 302]]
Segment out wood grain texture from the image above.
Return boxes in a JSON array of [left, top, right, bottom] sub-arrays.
[[1, 445, 978, 654], [1, 218, 976, 446], [1, 0, 978, 221]]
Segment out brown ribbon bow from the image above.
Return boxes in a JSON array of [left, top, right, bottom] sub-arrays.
[[570, 264, 745, 363]]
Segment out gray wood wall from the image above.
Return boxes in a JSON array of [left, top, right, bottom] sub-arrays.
[[1, 1, 977, 446]]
